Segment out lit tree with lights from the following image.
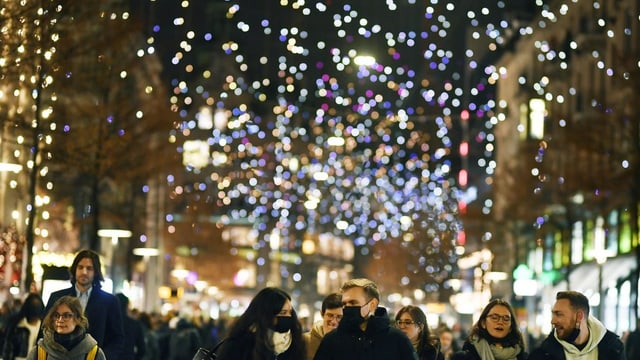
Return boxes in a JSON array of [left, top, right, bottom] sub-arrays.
[[44, 2, 176, 252], [1, 0, 176, 290], [0, 0, 66, 290], [154, 1, 519, 295]]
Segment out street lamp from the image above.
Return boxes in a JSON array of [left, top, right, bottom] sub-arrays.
[[98, 228, 132, 293], [595, 253, 607, 320]]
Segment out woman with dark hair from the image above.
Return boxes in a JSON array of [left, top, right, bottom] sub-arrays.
[[452, 299, 527, 360], [216, 287, 305, 360], [2, 293, 44, 360], [395, 305, 443, 360], [26, 295, 106, 360]]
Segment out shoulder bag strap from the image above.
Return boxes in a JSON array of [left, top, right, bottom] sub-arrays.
[[86, 344, 99, 360], [211, 339, 226, 352], [37, 345, 47, 360]]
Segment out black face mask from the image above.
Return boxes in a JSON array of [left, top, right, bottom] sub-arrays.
[[272, 316, 295, 333], [564, 325, 580, 344], [340, 301, 373, 332]]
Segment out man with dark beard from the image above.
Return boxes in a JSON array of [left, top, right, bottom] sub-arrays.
[[529, 290, 625, 360], [313, 278, 417, 360]]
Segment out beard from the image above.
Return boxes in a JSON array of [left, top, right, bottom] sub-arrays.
[[556, 314, 580, 343]]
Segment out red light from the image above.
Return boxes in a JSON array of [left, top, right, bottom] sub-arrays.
[[460, 110, 470, 121], [458, 200, 467, 215], [458, 169, 468, 187], [457, 230, 466, 245], [459, 141, 468, 156]]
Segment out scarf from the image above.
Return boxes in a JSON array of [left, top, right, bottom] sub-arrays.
[[270, 329, 292, 355], [44, 326, 86, 352], [471, 337, 521, 360], [54, 326, 86, 350]]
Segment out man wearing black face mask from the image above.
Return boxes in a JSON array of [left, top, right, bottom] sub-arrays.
[[313, 278, 417, 360], [529, 290, 625, 360]]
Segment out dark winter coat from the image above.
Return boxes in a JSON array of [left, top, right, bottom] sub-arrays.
[[3, 316, 40, 360], [626, 328, 640, 360], [216, 331, 300, 360], [451, 340, 528, 360], [44, 287, 125, 360], [313, 307, 418, 360], [418, 341, 444, 360], [528, 330, 624, 360], [169, 319, 202, 360]]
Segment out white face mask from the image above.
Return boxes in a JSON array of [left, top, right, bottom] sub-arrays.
[[271, 329, 292, 355]]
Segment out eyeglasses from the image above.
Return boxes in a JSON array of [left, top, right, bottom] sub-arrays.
[[396, 320, 417, 327], [52, 312, 75, 321], [324, 313, 343, 321], [486, 314, 511, 323]]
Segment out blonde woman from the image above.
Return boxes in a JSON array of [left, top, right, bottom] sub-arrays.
[[27, 296, 105, 360]]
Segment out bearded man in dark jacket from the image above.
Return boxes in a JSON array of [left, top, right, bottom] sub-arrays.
[[313, 278, 417, 360], [529, 291, 625, 360]]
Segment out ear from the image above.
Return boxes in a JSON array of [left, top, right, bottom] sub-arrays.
[[576, 310, 584, 322]]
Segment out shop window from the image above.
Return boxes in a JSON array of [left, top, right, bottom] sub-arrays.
[[583, 218, 595, 261], [571, 221, 584, 264], [606, 210, 618, 252], [620, 211, 632, 253]]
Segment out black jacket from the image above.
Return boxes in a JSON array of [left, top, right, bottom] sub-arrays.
[[451, 340, 528, 360], [418, 342, 445, 360], [528, 330, 625, 360], [216, 331, 302, 360], [44, 286, 125, 360], [313, 307, 418, 360], [3, 316, 38, 360]]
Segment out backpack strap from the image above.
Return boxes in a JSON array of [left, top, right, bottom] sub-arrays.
[[37, 345, 47, 360], [86, 344, 99, 360]]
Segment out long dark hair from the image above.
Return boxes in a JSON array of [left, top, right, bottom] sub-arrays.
[[468, 299, 524, 349], [396, 305, 440, 358], [69, 249, 104, 288], [226, 287, 305, 359], [20, 293, 44, 321]]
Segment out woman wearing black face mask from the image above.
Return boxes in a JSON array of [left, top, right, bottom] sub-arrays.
[[216, 287, 306, 360]]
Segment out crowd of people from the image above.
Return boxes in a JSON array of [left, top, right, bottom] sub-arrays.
[[0, 249, 638, 360], [0, 249, 223, 360]]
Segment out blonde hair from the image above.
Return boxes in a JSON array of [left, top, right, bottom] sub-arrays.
[[341, 278, 380, 301]]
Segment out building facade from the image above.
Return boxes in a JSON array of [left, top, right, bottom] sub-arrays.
[[493, 0, 639, 336]]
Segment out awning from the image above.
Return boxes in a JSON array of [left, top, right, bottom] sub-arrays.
[[565, 254, 636, 296]]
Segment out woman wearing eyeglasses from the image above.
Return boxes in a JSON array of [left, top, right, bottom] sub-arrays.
[[26, 295, 106, 360], [395, 305, 444, 360], [451, 299, 527, 360]]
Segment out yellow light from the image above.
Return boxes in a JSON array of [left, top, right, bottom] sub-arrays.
[[302, 239, 316, 255], [158, 286, 172, 299]]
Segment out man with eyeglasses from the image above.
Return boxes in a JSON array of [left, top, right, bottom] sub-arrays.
[[529, 290, 625, 360], [313, 278, 417, 360], [303, 293, 343, 359]]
